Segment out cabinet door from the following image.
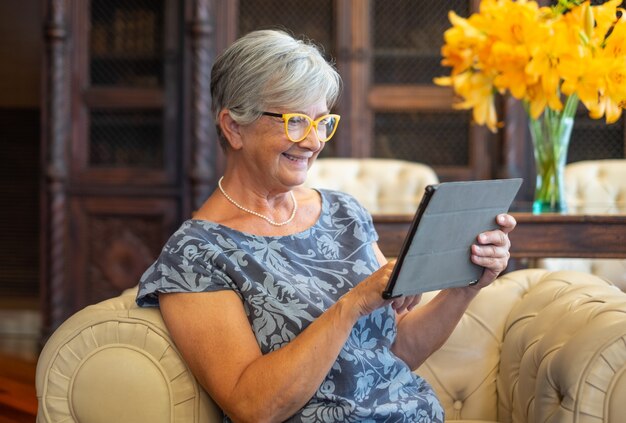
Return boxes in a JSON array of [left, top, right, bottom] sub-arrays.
[[54, 197, 178, 329], [71, 0, 181, 186], [365, 0, 496, 181]]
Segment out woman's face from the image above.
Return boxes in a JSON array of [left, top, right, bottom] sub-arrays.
[[238, 98, 329, 190]]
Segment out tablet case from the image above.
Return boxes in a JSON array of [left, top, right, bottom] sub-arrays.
[[382, 178, 522, 298]]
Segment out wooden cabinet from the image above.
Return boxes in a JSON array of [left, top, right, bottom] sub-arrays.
[[68, 197, 177, 307], [41, 0, 625, 336], [72, 0, 181, 187], [351, 0, 497, 182], [41, 0, 208, 336]]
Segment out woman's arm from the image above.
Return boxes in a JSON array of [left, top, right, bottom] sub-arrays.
[[159, 259, 401, 423], [390, 213, 517, 369]]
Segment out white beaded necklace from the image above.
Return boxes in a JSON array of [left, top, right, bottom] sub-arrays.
[[218, 176, 298, 227]]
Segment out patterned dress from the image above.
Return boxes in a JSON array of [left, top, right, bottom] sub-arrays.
[[137, 189, 444, 423]]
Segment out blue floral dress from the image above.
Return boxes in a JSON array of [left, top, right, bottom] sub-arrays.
[[137, 189, 444, 423]]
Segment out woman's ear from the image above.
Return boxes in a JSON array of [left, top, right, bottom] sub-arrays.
[[218, 109, 243, 150]]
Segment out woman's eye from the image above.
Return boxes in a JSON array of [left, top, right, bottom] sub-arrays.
[[289, 117, 308, 126]]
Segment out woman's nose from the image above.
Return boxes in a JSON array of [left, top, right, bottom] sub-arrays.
[[298, 128, 323, 151]]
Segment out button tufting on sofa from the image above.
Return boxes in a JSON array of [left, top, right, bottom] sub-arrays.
[[305, 158, 440, 215]]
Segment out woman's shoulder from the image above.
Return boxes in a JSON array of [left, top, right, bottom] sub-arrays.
[[315, 189, 376, 237], [317, 188, 369, 215], [136, 219, 238, 307], [160, 219, 240, 254], [317, 188, 363, 208], [168, 218, 218, 241]]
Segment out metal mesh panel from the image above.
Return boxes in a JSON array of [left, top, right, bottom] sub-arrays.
[[374, 112, 471, 165], [373, 0, 470, 84], [89, 110, 163, 168], [568, 113, 624, 163], [238, 0, 335, 58], [90, 0, 164, 87]]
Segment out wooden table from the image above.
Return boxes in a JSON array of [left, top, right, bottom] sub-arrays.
[[373, 212, 626, 259]]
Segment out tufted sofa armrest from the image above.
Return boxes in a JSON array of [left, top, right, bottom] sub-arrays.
[[418, 269, 626, 422], [305, 158, 439, 214], [36, 287, 223, 423]]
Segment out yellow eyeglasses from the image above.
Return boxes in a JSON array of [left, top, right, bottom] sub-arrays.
[[262, 112, 341, 143]]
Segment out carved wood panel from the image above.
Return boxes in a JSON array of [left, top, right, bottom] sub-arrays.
[[59, 197, 178, 331], [41, 0, 71, 334]]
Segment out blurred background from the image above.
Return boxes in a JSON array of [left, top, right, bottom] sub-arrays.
[[0, 1, 624, 420]]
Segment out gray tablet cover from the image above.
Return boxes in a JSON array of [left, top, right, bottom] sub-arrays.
[[382, 178, 522, 298]]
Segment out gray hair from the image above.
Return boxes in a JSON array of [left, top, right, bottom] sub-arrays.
[[210, 29, 342, 148]]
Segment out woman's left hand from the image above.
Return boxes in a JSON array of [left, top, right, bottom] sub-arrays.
[[470, 213, 517, 289]]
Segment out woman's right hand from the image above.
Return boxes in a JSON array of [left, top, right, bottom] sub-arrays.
[[345, 260, 422, 317]]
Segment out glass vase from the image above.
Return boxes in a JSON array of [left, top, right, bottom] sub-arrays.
[[528, 98, 578, 214]]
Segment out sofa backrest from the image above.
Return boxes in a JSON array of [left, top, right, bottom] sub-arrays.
[[305, 158, 439, 214], [540, 159, 626, 290], [564, 159, 626, 212]]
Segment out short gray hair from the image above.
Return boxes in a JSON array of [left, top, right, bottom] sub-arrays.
[[210, 29, 342, 148]]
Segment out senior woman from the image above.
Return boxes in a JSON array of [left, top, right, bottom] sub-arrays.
[[137, 29, 516, 423]]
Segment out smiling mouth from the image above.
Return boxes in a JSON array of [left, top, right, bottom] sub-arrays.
[[283, 153, 309, 162]]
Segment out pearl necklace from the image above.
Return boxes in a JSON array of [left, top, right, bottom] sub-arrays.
[[218, 177, 298, 227]]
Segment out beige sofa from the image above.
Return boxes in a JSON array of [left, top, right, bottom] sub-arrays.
[[36, 269, 626, 422], [305, 158, 439, 214], [539, 159, 626, 290]]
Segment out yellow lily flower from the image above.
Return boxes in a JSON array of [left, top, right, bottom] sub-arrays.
[[441, 71, 499, 132], [525, 82, 549, 119], [591, 0, 622, 44], [590, 94, 623, 124], [491, 42, 532, 99], [435, 0, 626, 129]]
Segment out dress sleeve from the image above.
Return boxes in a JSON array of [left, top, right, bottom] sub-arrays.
[[136, 224, 235, 307]]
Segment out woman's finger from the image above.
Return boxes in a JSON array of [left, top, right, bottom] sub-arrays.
[[497, 213, 517, 233], [478, 230, 510, 248], [472, 243, 509, 258]]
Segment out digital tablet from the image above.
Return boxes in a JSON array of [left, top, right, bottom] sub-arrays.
[[382, 178, 523, 299]]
